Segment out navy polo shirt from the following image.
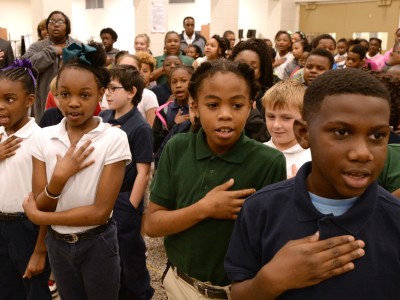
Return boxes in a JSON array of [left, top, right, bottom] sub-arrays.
[[100, 107, 153, 192], [166, 100, 189, 130], [225, 162, 400, 299], [151, 83, 172, 106]]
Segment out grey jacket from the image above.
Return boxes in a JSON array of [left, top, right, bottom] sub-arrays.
[[22, 36, 80, 122], [179, 32, 206, 55]]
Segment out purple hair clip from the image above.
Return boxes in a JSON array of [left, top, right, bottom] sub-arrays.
[[2, 59, 37, 87]]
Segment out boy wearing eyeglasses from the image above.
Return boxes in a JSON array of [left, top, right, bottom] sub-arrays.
[[100, 65, 155, 300]]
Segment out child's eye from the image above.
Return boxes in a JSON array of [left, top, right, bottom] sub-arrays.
[[206, 103, 217, 109], [232, 103, 244, 109], [333, 129, 350, 137], [81, 93, 90, 99], [6, 97, 15, 103], [266, 115, 275, 120], [370, 132, 386, 141], [59, 92, 69, 98]]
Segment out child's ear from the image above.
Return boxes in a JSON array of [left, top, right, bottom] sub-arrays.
[[192, 100, 199, 118], [293, 119, 310, 149], [128, 87, 137, 99], [99, 87, 105, 100], [26, 94, 35, 108]]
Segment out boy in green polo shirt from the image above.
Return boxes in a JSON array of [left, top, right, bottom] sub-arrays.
[[144, 60, 286, 299]]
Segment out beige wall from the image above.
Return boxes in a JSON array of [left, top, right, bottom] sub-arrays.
[[299, 0, 400, 51]]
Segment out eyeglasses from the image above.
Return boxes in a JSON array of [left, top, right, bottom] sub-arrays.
[[49, 19, 66, 26], [106, 86, 124, 93]]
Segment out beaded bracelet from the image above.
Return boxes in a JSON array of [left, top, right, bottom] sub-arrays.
[[45, 185, 61, 200]]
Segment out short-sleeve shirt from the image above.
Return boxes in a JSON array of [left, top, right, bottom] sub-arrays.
[[30, 117, 131, 234], [100, 107, 153, 192], [137, 88, 159, 120], [225, 162, 400, 299], [378, 144, 400, 193], [0, 118, 39, 212], [150, 129, 286, 286]]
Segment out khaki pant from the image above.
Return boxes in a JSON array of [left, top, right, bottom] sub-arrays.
[[163, 267, 231, 300]]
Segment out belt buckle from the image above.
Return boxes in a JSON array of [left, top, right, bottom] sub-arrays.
[[193, 281, 209, 297], [65, 233, 78, 244]]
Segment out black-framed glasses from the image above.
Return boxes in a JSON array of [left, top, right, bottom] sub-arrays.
[[106, 86, 124, 93], [49, 19, 66, 25]]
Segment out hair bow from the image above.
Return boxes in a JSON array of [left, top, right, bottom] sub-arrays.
[[2, 59, 37, 87], [62, 43, 97, 65]]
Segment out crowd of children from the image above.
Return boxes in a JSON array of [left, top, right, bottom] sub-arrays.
[[1, 8, 400, 300]]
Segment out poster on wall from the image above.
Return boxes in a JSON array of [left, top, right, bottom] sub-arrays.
[[151, 0, 167, 33]]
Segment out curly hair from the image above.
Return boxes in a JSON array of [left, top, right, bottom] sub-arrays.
[[135, 51, 157, 71], [100, 27, 118, 41], [231, 38, 274, 88]]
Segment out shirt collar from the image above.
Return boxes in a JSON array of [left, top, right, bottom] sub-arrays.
[[0, 118, 38, 139], [195, 128, 248, 163], [294, 162, 378, 235], [51, 116, 110, 143], [107, 107, 137, 126], [183, 32, 194, 41], [170, 100, 188, 109]]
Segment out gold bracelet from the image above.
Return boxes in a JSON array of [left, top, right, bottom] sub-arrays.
[[45, 185, 61, 200]]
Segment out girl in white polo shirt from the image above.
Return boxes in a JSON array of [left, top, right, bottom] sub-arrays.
[[23, 41, 131, 300], [0, 60, 52, 299]]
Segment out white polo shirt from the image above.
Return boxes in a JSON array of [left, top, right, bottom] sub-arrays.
[[30, 117, 131, 234], [0, 118, 39, 213]]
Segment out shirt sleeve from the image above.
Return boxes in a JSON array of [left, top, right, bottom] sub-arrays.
[[132, 123, 154, 163], [142, 89, 159, 111], [104, 127, 132, 165], [29, 129, 46, 162]]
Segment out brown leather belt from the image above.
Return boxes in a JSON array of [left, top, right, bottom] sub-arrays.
[[173, 265, 228, 299], [48, 219, 112, 244], [0, 212, 27, 222]]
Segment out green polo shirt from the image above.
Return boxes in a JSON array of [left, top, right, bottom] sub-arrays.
[[155, 53, 194, 84], [378, 144, 400, 193], [150, 129, 286, 286]]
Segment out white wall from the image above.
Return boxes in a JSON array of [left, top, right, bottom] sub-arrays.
[[72, 0, 135, 51], [0, 0, 32, 40], [135, 0, 211, 57]]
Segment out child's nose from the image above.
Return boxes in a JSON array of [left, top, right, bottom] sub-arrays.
[[218, 106, 232, 120], [348, 139, 374, 162]]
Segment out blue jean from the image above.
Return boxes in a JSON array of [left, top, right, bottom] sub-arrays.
[[113, 192, 154, 300], [45, 221, 120, 300], [0, 219, 51, 300]]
